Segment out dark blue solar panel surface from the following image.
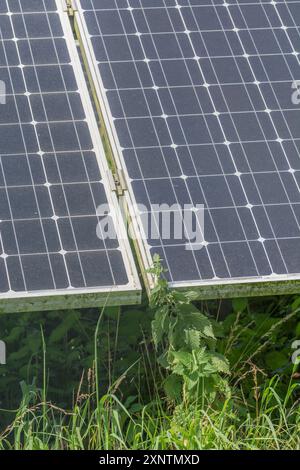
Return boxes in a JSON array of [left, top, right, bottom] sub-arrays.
[[79, 0, 300, 284], [0, 0, 130, 296]]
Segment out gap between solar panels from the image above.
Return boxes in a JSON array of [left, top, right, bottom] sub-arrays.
[[0, 0, 141, 314], [73, 0, 300, 300]]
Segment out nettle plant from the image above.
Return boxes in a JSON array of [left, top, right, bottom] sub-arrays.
[[149, 255, 231, 404]]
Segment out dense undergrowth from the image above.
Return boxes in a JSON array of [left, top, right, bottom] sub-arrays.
[[0, 256, 299, 450]]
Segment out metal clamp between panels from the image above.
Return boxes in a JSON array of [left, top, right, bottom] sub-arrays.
[[61, 0, 76, 16], [112, 169, 128, 198]]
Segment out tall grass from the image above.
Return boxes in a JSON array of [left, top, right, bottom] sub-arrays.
[[0, 376, 299, 450], [0, 316, 299, 450], [0, 297, 299, 450]]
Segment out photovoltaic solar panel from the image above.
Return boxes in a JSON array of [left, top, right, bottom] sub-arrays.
[[0, 0, 140, 312], [76, 0, 300, 297]]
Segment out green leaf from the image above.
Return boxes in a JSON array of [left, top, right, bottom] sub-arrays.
[[209, 319, 225, 338], [172, 291, 190, 303], [194, 347, 210, 365], [183, 313, 215, 339], [163, 374, 182, 401], [152, 320, 162, 347], [171, 350, 193, 368], [157, 351, 169, 369], [151, 308, 167, 347], [184, 329, 201, 350], [5, 326, 23, 343], [232, 298, 248, 313], [210, 352, 230, 374], [185, 372, 202, 390], [184, 291, 201, 302], [172, 362, 186, 376], [292, 297, 300, 311]]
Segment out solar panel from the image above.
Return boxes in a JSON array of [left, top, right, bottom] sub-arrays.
[[76, 0, 300, 298], [0, 0, 141, 313]]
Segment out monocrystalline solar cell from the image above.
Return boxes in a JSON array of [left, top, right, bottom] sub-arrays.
[[0, 0, 140, 312], [76, 0, 300, 297]]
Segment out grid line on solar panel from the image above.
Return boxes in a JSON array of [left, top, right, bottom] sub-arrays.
[[0, 0, 140, 306], [76, 0, 300, 288]]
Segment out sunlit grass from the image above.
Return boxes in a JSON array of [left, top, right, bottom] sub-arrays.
[[0, 375, 299, 450], [0, 295, 299, 450]]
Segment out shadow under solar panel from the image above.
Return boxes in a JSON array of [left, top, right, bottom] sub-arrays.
[[0, 0, 141, 312], [76, 0, 300, 299]]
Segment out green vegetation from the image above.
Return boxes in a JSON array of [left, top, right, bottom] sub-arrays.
[[0, 256, 299, 450]]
